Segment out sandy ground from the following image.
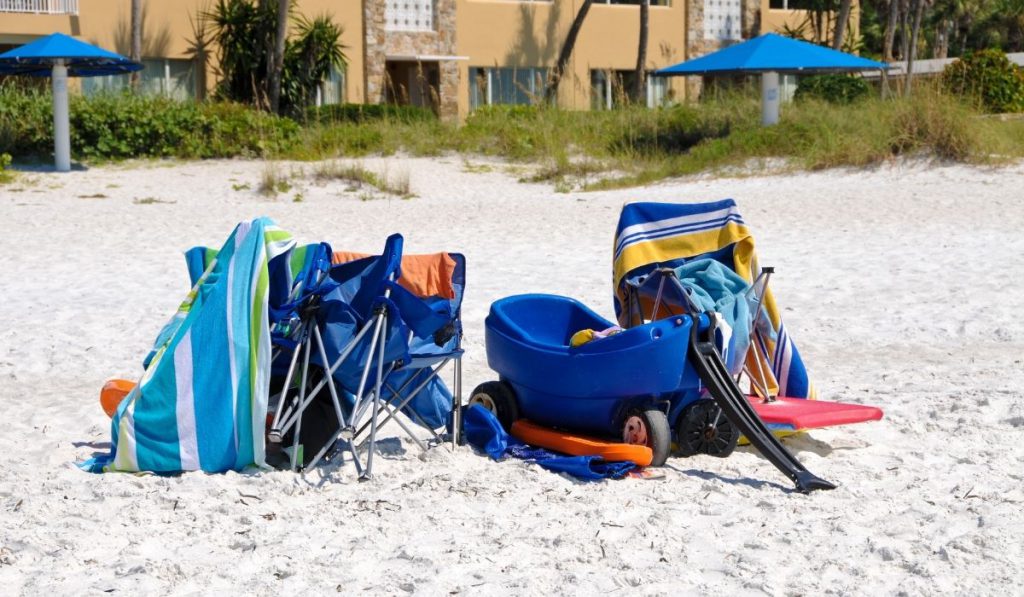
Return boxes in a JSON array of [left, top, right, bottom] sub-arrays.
[[0, 156, 1022, 595]]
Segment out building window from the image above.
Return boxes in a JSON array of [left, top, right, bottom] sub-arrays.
[[704, 0, 742, 41], [385, 0, 435, 32], [595, 0, 671, 5], [769, 0, 815, 8], [318, 64, 346, 106], [82, 58, 196, 101], [469, 67, 548, 109], [591, 69, 670, 109]]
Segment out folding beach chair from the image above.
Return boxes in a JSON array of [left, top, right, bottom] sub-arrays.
[[267, 234, 465, 480], [332, 250, 466, 460], [613, 199, 811, 401]]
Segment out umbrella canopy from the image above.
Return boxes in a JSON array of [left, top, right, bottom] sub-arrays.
[[0, 32, 142, 77], [0, 33, 142, 172], [654, 33, 887, 76], [654, 33, 886, 126]]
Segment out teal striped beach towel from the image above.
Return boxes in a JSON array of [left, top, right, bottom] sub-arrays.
[[84, 218, 295, 473]]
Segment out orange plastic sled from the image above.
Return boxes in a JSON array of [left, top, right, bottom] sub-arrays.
[[510, 419, 653, 467], [100, 379, 136, 418]]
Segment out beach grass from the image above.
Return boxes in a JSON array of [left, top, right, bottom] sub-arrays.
[[3, 82, 1023, 188], [290, 87, 1024, 189]]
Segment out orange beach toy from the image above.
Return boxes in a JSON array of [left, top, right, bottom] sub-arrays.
[[510, 419, 654, 467], [100, 379, 136, 418]]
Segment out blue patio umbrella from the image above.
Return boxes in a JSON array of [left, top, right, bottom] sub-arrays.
[[0, 33, 143, 172], [654, 33, 887, 125]]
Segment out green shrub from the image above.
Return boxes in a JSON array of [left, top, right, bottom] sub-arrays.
[[795, 74, 871, 104], [196, 101, 300, 158], [0, 86, 53, 156], [307, 103, 436, 124], [610, 104, 735, 156], [0, 86, 299, 161], [0, 152, 13, 183], [942, 49, 1024, 113]]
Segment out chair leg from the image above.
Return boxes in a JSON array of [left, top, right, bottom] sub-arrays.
[[312, 325, 348, 439], [452, 358, 463, 447], [290, 334, 313, 472], [347, 311, 386, 431], [304, 322, 388, 476], [361, 320, 388, 481], [361, 400, 428, 453], [354, 362, 448, 440], [268, 328, 304, 443]]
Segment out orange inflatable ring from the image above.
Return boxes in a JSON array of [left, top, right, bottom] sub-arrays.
[[510, 419, 654, 467]]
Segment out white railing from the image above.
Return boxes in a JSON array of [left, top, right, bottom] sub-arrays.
[[0, 0, 78, 15], [385, 0, 435, 33]]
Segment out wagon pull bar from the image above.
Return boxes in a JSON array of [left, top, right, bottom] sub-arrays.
[[687, 314, 837, 493]]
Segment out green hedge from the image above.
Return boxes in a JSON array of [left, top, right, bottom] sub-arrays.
[[795, 74, 871, 105], [942, 49, 1024, 114], [0, 87, 300, 161], [306, 103, 436, 124]]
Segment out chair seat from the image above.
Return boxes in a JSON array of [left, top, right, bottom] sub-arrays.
[[406, 349, 464, 369]]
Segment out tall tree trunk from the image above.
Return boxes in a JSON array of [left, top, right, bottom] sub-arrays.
[[904, 0, 926, 96], [883, 0, 899, 61], [933, 19, 949, 58], [634, 0, 650, 106], [881, 0, 899, 97], [130, 0, 142, 90], [269, 0, 289, 114], [546, 0, 594, 104], [831, 0, 853, 49], [899, 0, 910, 61]]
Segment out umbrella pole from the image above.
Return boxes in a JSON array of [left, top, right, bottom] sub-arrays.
[[52, 61, 71, 172], [761, 71, 780, 126]]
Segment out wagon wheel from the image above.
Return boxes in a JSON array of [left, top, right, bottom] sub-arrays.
[[468, 381, 519, 431], [675, 399, 738, 458], [622, 406, 671, 467]]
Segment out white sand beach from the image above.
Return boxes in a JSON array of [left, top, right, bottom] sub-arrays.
[[0, 157, 1022, 595]]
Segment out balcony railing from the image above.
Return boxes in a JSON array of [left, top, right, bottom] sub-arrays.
[[0, 0, 78, 15], [385, 0, 435, 33]]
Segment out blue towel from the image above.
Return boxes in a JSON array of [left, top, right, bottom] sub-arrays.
[[674, 258, 752, 373], [463, 405, 635, 480]]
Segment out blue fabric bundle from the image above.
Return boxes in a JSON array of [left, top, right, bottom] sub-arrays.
[[674, 258, 753, 373], [463, 405, 635, 480]]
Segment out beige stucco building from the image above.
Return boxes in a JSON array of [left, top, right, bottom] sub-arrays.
[[1, 0, 854, 119]]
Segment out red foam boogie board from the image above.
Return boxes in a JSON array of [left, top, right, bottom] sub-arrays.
[[750, 396, 884, 431]]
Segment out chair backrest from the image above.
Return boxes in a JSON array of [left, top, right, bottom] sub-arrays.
[[333, 251, 461, 302], [613, 199, 755, 325], [612, 199, 816, 399], [327, 234, 404, 319]]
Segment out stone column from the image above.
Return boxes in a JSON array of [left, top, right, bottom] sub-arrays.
[[685, 0, 707, 101], [435, 0, 459, 121], [364, 0, 387, 105]]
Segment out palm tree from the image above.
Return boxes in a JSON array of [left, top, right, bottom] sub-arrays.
[[904, 0, 928, 96], [832, 0, 854, 49], [269, 0, 289, 113], [130, 0, 142, 90], [634, 0, 650, 105], [546, 0, 594, 103]]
